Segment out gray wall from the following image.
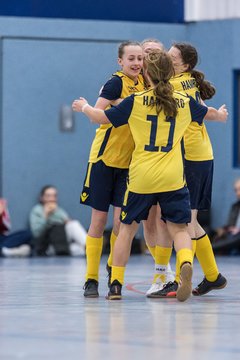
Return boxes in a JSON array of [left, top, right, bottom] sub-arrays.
[[0, 16, 239, 231]]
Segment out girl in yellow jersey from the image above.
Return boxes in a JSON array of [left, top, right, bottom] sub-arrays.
[[144, 43, 229, 298], [75, 41, 145, 297], [147, 43, 227, 298], [72, 50, 227, 302], [141, 39, 176, 294], [168, 43, 227, 295]]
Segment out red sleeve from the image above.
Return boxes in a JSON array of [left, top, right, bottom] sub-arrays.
[[0, 210, 11, 234]]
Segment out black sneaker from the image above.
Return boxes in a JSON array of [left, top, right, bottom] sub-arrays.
[[192, 273, 227, 296], [147, 281, 178, 298], [106, 263, 112, 288], [106, 280, 122, 300], [83, 279, 99, 298]]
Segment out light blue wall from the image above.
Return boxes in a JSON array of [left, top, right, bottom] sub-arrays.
[[0, 16, 239, 231], [0, 17, 186, 231]]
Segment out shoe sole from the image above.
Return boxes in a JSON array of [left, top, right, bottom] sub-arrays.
[[84, 293, 99, 298], [146, 290, 177, 298], [192, 279, 227, 296], [176, 263, 192, 302], [105, 294, 122, 300]]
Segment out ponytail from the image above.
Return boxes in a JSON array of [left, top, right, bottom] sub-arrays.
[[191, 69, 216, 100], [153, 81, 177, 117], [145, 50, 177, 117]]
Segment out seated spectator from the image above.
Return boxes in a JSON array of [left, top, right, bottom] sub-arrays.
[[29, 185, 86, 256], [212, 178, 240, 254], [0, 198, 32, 257]]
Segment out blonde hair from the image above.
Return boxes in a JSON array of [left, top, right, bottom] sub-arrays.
[[141, 38, 164, 49], [144, 50, 177, 117]]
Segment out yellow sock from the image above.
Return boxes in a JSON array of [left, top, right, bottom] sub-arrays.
[[175, 255, 180, 284], [196, 234, 218, 282], [111, 265, 125, 285], [85, 235, 103, 281], [146, 244, 156, 260], [107, 231, 117, 267], [153, 246, 172, 283], [177, 248, 193, 269], [175, 240, 195, 283]]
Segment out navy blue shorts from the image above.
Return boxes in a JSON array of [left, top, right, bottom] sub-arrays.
[[80, 160, 128, 212], [120, 186, 191, 224], [185, 159, 213, 210]]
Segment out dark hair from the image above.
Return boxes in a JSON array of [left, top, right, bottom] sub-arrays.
[[145, 50, 177, 117], [118, 41, 142, 58], [39, 185, 57, 203], [173, 42, 216, 100]]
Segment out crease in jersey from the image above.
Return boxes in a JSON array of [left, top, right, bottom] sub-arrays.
[[97, 126, 113, 158]]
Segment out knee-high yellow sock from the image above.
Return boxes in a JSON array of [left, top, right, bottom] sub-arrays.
[[177, 248, 193, 269], [107, 231, 117, 267], [175, 255, 180, 283], [86, 235, 103, 281], [146, 244, 156, 260], [154, 246, 172, 283], [196, 234, 218, 282], [111, 265, 125, 285], [192, 239, 197, 256], [175, 240, 195, 283]]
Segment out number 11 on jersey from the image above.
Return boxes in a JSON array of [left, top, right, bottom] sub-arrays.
[[144, 115, 176, 153]]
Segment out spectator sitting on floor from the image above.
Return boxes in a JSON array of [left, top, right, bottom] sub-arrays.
[[29, 185, 86, 256], [0, 198, 32, 257], [215, 179, 240, 237], [212, 178, 240, 254]]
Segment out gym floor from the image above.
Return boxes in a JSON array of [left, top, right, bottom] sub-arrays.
[[0, 255, 238, 360]]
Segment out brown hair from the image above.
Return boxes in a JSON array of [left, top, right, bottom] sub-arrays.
[[141, 38, 164, 49], [118, 41, 142, 58], [145, 50, 177, 117], [173, 42, 216, 100], [39, 185, 57, 203]]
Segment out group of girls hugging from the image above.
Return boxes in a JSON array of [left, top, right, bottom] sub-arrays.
[[72, 38, 228, 302]]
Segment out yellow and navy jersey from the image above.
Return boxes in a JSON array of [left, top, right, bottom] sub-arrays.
[[104, 89, 208, 194], [170, 72, 213, 161], [89, 71, 145, 168]]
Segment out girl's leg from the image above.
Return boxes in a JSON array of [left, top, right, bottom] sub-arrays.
[[107, 221, 139, 300], [167, 222, 193, 302], [107, 206, 121, 268], [143, 205, 158, 258], [84, 209, 108, 298], [144, 206, 174, 296], [191, 209, 218, 281]]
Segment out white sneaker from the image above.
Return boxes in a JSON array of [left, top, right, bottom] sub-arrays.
[[146, 279, 164, 296], [2, 244, 31, 257]]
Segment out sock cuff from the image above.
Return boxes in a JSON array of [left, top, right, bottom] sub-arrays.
[[196, 233, 207, 241]]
